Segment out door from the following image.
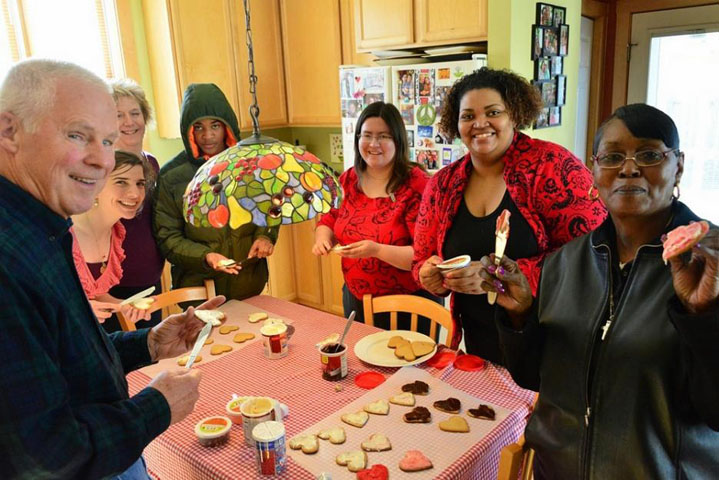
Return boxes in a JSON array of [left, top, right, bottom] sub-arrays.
[[627, 5, 719, 222], [575, 16, 593, 162]]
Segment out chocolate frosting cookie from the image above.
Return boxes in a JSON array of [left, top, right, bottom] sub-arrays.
[[433, 397, 461, 413], [401, 380, 430, 395], [403, 406, 431, 423], [468, 404, 496, 420]]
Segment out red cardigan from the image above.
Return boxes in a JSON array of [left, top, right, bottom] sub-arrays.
[[412, 131, 607, 348], [318, 166, 429, 298]]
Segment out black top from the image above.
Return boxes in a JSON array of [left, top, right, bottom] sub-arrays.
[[443, 190, 539, 364]]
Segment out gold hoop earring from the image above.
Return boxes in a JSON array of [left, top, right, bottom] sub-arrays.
[[93, 198, 99, 208], [672, 184, 680, 200], [587, 185, 599, 201]]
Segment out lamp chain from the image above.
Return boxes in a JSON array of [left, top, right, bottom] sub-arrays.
[[243, 0, 261, 137]]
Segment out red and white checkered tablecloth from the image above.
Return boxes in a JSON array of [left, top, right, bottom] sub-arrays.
[[127, 296, 535, 480]]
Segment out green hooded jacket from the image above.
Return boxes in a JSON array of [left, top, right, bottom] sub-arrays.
[[153, 83, 278, 299]]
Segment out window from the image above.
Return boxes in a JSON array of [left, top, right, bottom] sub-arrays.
[[0, 0, 124, 81]]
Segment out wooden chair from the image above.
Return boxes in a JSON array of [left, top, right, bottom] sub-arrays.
[[116, 279, 216, 332], [497, 394, 538, 480], [362, 294, 454, 347]]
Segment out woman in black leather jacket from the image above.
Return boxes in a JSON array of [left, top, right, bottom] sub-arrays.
[[480, 104, 719, 479]]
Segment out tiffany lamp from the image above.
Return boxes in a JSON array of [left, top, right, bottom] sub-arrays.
[[183, 0, 342, 229]]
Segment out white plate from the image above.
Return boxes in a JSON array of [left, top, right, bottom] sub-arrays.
[[354, 330, 437, 367], [424, 45, 482, 56], [373, 56, 431, 66], [371, 49, 418, 58]]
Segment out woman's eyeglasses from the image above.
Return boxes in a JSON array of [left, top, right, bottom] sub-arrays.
[[358, 133, 394, 144], [592, 149, 680, 169]]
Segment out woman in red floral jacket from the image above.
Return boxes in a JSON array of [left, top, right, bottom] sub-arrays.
[[412, 68, 607, 360], [314, 102, 439, 333]]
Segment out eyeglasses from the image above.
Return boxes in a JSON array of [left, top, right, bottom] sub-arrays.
[[358, 133, 394, 144], [592, 149, 679, 169]]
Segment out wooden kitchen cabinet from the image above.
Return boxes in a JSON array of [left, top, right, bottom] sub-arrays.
[[142, 0, 287, 138], [352, 0, 487, 51], [280, 0, 343, 125]]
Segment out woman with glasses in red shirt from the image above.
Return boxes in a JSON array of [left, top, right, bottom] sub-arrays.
[[313, 102, 440, 333]]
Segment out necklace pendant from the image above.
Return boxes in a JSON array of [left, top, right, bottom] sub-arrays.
[[100, 261, 107, 274]]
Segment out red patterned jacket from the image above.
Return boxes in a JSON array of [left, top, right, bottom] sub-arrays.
[[411, 131, 607, 348], [319, 166, 429, 298]]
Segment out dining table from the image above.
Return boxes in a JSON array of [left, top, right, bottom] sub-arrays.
[[127, 295, 535, 479]]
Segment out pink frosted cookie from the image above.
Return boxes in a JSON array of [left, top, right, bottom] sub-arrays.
[[399, 449, 433, 472]]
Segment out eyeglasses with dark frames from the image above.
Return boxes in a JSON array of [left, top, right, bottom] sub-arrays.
[[592, 149, 680, 169]]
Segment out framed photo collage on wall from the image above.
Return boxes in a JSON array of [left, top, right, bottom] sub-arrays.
[[532, 3, 569, 128]]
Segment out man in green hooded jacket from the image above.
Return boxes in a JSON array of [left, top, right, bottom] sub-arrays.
[[154, 83, 277, 299]]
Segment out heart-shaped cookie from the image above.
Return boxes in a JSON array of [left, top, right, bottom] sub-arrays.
[[219, 325, 239, 334], [317, 426, 346, 444], [467, 404, 496, 420], [176, 354, 202, 366], [387, 335, 406, 348], [433, 397, 461, 413], [401, 380, 430, 395], [204, 337, 214, 345], [248, 312, 268, 323], [288, 434, 319, 454], [403, 406, 431, 423], [411, 340, 435, 357], [399, 450, 433, 472], [210, 344, 232, 355], [395, 341, 416, 361], [357, 464, 389, 480], [389, 391, 415, 406], [336, 450, 367, 472], [194, 309, 225, 326], [363, 399, 389, 415], [361, 433, 391, 452], [341, 411, 369, 428], [439, 415, 470, 433], [233, 332, 255, 343]]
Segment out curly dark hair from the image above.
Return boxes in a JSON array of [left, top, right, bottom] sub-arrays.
[[438, 67, 542, 140]]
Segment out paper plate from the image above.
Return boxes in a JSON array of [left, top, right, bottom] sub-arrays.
[[353, 330, 437, 367], [437, 255, 471, 271], [453, 354, 486, 371], [354, 371, 386, 389]]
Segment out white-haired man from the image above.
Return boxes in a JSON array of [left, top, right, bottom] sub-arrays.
[[0, 59, 224, 479]]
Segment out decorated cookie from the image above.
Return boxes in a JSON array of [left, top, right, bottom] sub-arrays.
[[317, 426, 346, 444], [401, 380, 430, 395], [399, 450, 433, 472], [341, 411, 369, 428], [131, 297, 155, 310], [288, 434, 319, 454], [662, 220, 710, 263], [194, 309, 225, 326], [219, 325, 239, 334], [468, 404, 496, 420], [403, 406, 431, 423], [210, 344, 232, 355], [336, 450, 368, 472], [363, 399, 389, 415], [233, 332, 255, 343], [177, 354, 202, 366], [357, 464, 389, 480], [433, 397, 461, 414], [439, 415, 470, 433], [361, 433, 391, 452], [248, 312, 268, 323], [389, 391, 415, 406]]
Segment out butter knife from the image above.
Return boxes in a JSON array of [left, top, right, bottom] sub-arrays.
[[185, 321, 213, 369], [119, 286, 156, 306], [488, 209, 511, 305]]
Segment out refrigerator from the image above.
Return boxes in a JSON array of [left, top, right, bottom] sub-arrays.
[[339, 54, 488, 172]]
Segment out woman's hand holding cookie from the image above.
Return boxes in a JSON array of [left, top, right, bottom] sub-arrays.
[[89, 300, 119, 321], [205, 253, 240, 275], [478, 254, 533, 328], [669, 228, 719, 314], [119, 303, 152, 324], [147, 295, 226, 361], [312, 225, 335, 256], [419, 256, 449, 296]]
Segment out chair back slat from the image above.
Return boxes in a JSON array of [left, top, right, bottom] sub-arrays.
[[116, 279, 216, 332], [362, 294, 453, 347]]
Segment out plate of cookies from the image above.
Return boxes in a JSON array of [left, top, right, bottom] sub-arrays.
[[354, 330, 437, 367]]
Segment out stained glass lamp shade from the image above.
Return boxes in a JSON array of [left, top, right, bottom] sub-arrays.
[[183, 141, 342, 229]]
